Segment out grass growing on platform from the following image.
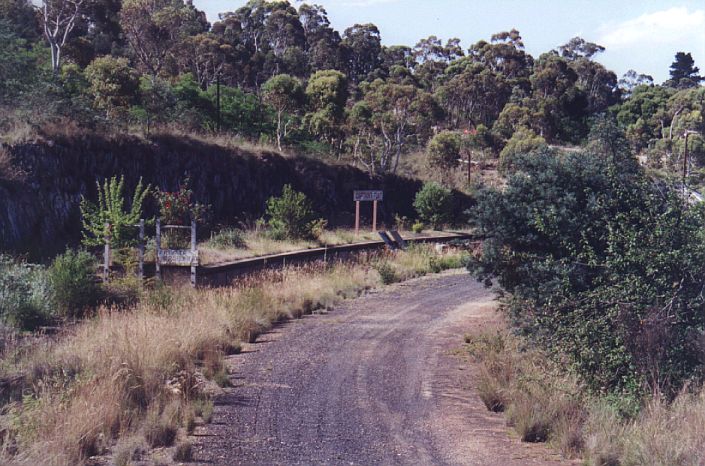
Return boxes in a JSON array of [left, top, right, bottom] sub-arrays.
[[199, 228, 459, 265]]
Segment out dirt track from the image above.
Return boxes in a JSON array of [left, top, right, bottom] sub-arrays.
[[192, 271, 568, 465]]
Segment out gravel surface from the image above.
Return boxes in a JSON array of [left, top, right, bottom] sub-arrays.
[[192, 272, 569, 466]]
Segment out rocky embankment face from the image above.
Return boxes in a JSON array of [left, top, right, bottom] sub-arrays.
[[0, 134, 469, 260]]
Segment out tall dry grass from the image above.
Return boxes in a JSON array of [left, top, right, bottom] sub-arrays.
[[0, 245, 467, 465], [467, 332, 705, 465]]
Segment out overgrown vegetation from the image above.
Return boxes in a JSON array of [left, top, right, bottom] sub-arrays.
[[467, 122, 705, 462], [467, 331, 705, 465], [0, 245, 466, 464], [470, 122, 705, 398], [264, 184, 322, 240], [0, 255, 52, 330], [80, 175, 149, 247], [48, 249, 102, 318], [413, 181, 455, 229]]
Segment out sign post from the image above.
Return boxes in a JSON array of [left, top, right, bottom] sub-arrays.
[[353, 190, 383, 235]]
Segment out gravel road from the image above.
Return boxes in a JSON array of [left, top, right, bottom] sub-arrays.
[[192, 272, 568, 466]]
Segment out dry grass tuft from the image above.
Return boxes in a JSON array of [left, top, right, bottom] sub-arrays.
[[465, 332, 586, 456], [468, 331, 705, 465], [173, 440, 193, 461], [584, 390, 705, 466]]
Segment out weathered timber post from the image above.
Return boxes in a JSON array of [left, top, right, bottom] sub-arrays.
[[372, 200, 378, 232], [103, 223, 111, 282], [155, 219, 161, 281]]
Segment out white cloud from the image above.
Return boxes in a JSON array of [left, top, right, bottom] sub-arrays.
[[598, 7, 705, 49], [296, 0, 400, 6]]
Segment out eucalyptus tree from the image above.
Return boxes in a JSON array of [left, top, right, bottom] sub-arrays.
[[304, 69, 348, 156], [298, 3, 342, 72], [436, 58, 511, 129], [354, 79, 441, 173], [36, 0, 85, 73], [262, 73, 304, 151], [341, 23, 382, 83], [119, 0, 208, 81]]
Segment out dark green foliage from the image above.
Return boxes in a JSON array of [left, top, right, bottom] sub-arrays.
[[49, 249, 102, 318], [469, 131, 705, 397], [0, 19, 40, 102], [668, 52, 703, 89], [265, 184, 317, 240], [0, 255, 52, 330], [413, 182, 454, 229]]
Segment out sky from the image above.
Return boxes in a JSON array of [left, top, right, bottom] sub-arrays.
[[193, 0, 705, 83]]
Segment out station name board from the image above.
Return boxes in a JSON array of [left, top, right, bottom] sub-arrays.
[[354, 190, 383, 202]]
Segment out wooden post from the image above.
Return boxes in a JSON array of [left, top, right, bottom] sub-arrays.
[[155, 219, 161, 281], [103, 223, 110, 282], [355, 200, 360, 236], [138, 219, 145, 281], [372, 200, 378, 232], [190, 219, 197, 288]]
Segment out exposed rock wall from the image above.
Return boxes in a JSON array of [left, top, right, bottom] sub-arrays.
[[0, 134, 470, 260]]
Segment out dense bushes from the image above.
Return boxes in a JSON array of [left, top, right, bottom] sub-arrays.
[[49, 249, 102, 318], [0, 255, 52, 330], [469, 134, 705, 398], [265, 184, 321, 240], [0, 250, 101, 329], [414, 182, 454, 229]]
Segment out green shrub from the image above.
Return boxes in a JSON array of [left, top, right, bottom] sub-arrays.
[[80, 175, 150, 248], [469, 139, 705, 398], [208, 228, 246, 249], [427, 130, 462, 172], [429, 253, 467, 273], [0, 255, 52, 330], [374, 261, 398, 285], [498, 128, 546, 173], [266, 184, 318, 240], [309, 218, 328, 240], [49, 250, 102, 318], [413, 182, 454, 230], [411, 221, 424, 234]]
